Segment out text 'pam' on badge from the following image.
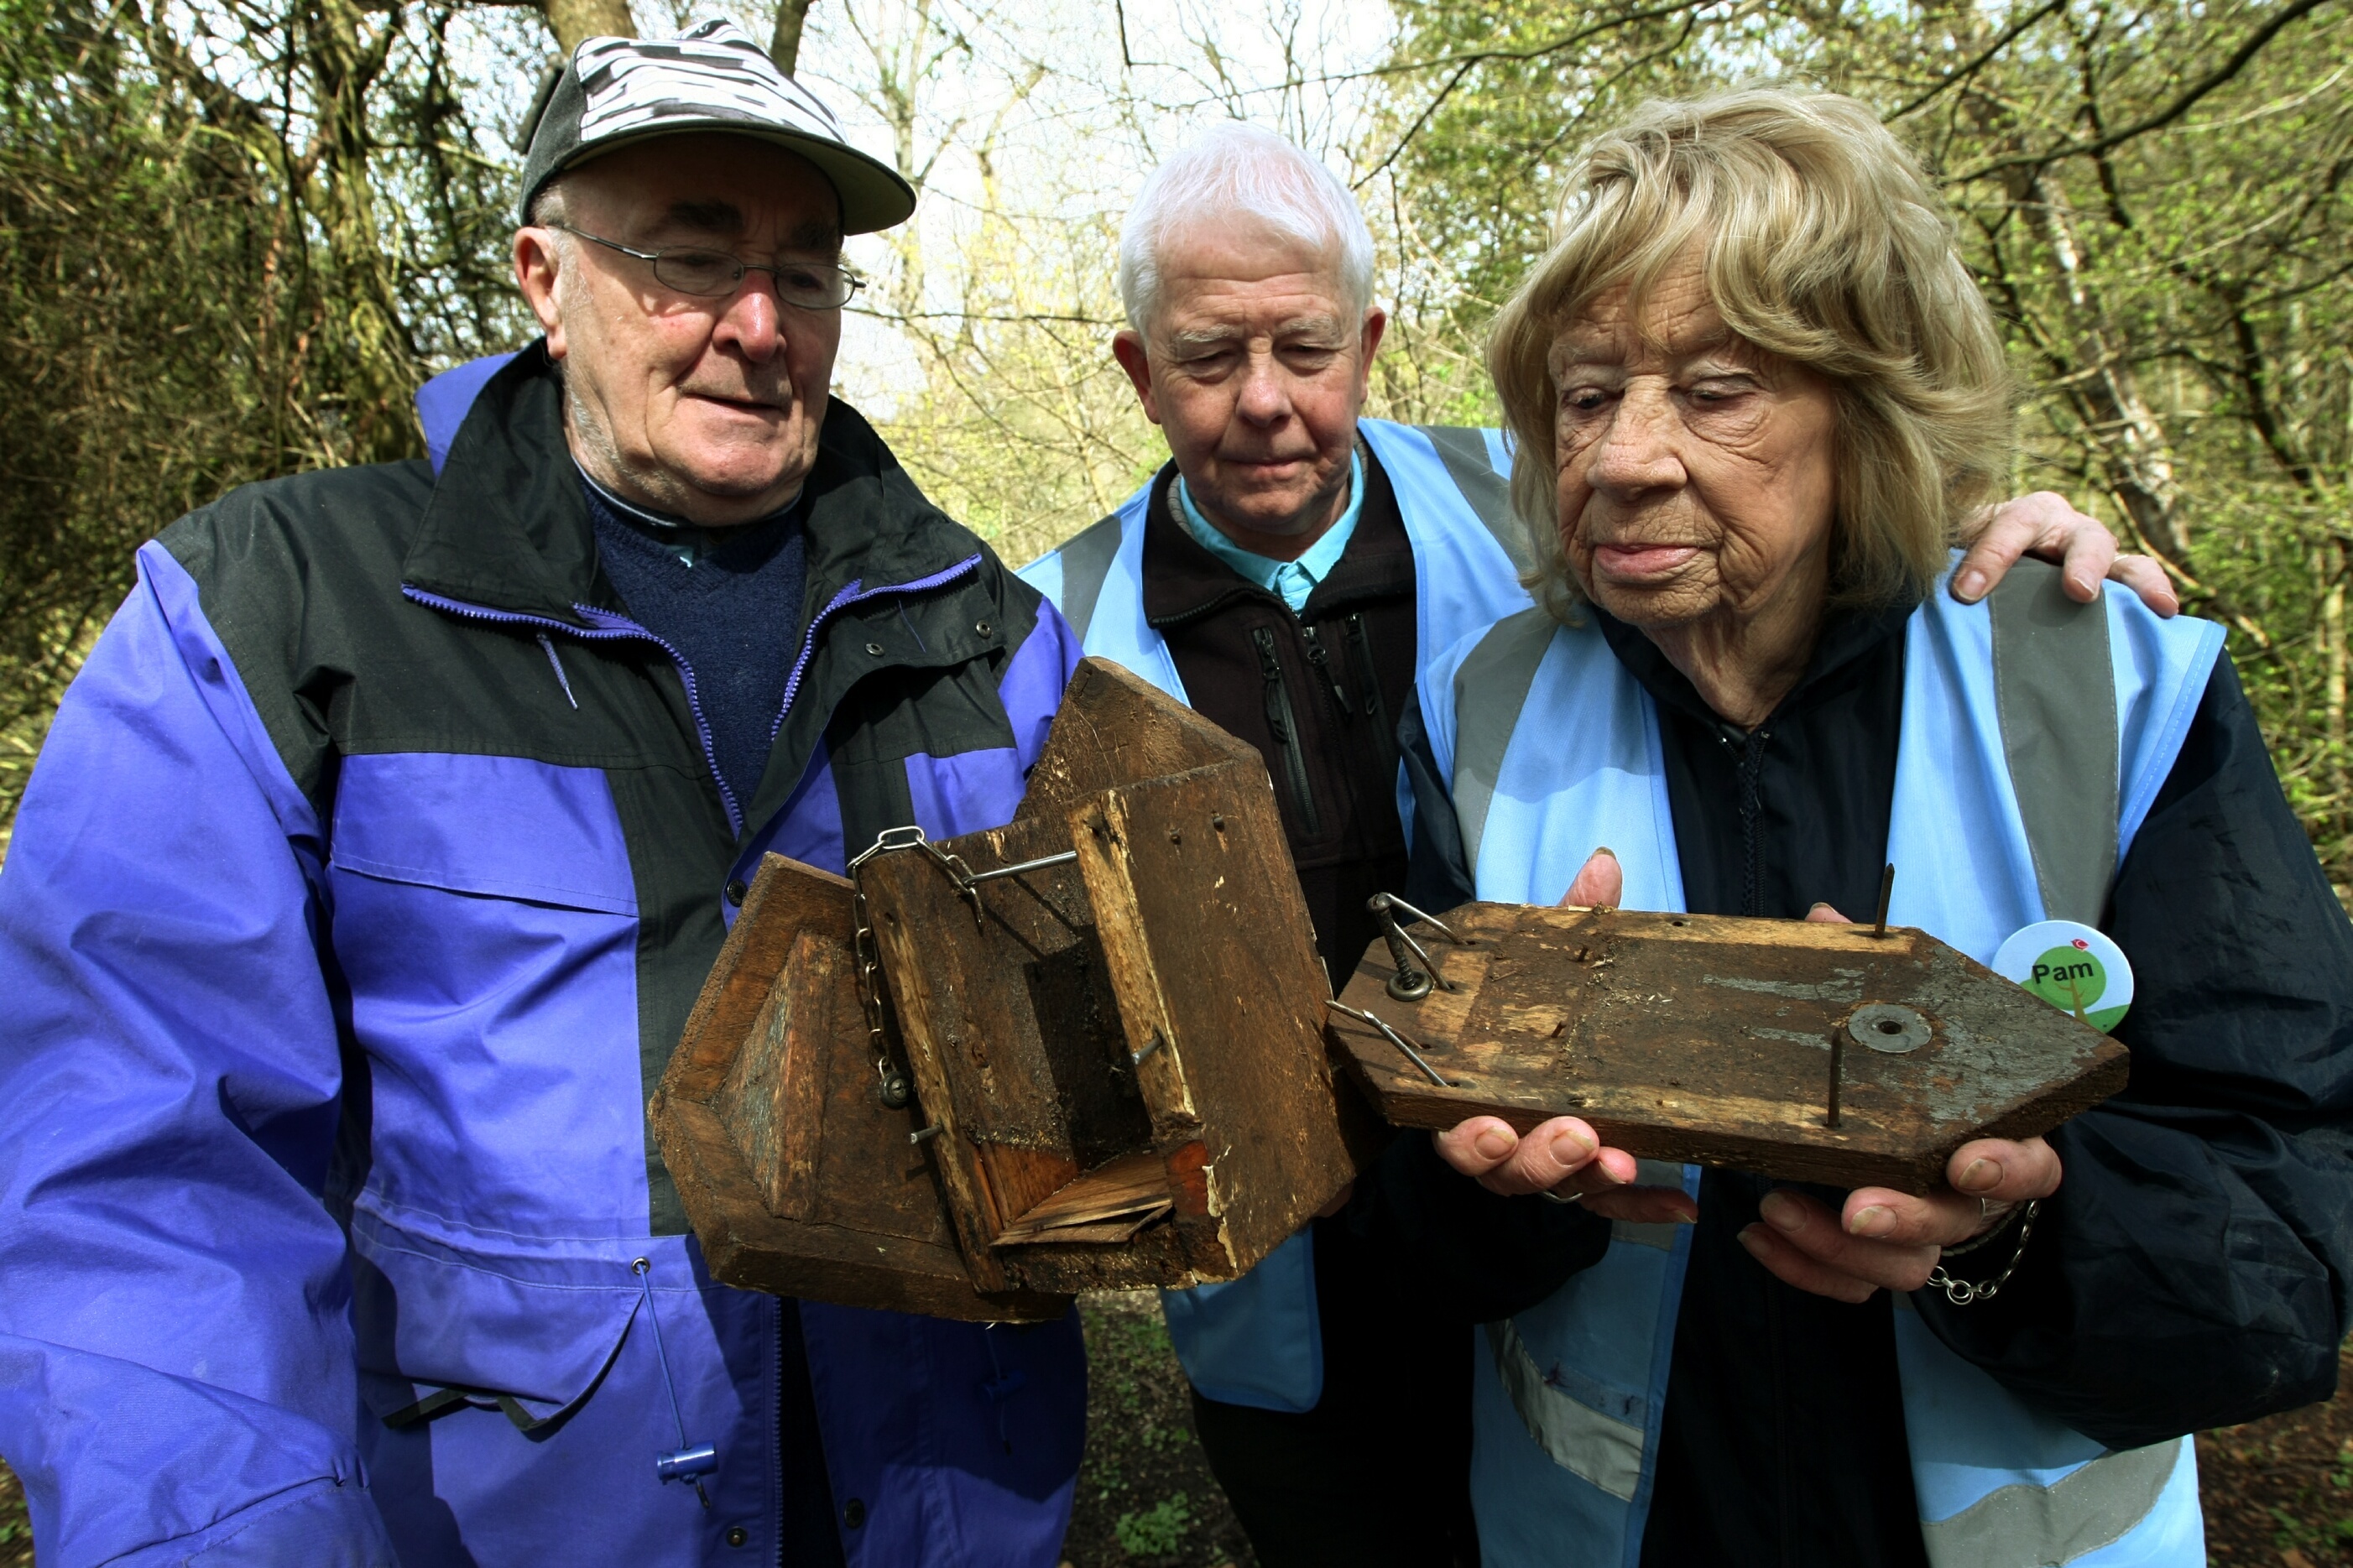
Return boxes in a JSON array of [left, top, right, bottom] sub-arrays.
[[1993, 920, 2133, 1033]]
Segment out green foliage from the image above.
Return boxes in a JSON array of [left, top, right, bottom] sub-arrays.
[[0, 0, 535, 827], [1114, 1492, 1194, 1558], [1372, 0, 2353, 891]]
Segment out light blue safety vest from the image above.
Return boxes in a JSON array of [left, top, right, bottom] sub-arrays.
[[1019, 417, 1534, 1412], [1417, 559, 2225, 1567]]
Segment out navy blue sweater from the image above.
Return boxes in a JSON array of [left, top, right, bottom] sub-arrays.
[[582, 470, 808, 817]]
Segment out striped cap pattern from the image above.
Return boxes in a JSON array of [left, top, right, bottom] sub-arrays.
[[574, 21, 843, 147], [518, 17, 916, 232]]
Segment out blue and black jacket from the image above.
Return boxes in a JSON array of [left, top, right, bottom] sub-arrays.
[[0, 346, 1087, 1566]]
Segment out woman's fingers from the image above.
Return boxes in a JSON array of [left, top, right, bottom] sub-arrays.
[[1750, 1189, 1941, 1294], [1943, 1136, 2063, 1206], [1738, 1218, 1884, 1304], [1834, 1186, 1985, 1249], [1561, 847, 1623, 908]]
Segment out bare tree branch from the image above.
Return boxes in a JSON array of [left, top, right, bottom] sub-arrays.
[[1957, 0, 2341, 180]]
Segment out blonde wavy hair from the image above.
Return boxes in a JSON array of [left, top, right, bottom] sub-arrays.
[[1489, 89, 2013, 619]]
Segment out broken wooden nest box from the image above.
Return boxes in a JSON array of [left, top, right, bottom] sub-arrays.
[[650, 657, 1360, 1321], [1330, 901, 2129, 1193]]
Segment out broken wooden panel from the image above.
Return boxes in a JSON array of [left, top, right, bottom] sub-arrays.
[[1330, 902, 2129, 1194], [858, 663, 1359, 1295], [656, 656, 1361, 1312], [649, 853, 1071, 1322], [1071, 768, 1359, 1279], [1014, 656, 1257, 825]]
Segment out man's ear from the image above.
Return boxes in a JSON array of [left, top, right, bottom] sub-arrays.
[[514, 227, 569, 360], [1111, 330, 1161, 425], [1356, 307, 1389, 395]]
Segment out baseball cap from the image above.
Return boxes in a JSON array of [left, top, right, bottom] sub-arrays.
[[517, 18, 916, 234]]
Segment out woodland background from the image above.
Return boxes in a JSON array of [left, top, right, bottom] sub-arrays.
[[1, 2, 2351, 1560]]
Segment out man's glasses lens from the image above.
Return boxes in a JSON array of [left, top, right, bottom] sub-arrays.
[[649, 248, 857, 309]]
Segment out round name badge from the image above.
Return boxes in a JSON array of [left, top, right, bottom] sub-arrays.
[[1991, 920, 2133, 1033]]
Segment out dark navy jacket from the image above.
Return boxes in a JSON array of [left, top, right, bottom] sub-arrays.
[[0, 346, 1087, 1565]]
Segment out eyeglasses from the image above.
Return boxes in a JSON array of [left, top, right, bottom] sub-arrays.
[[548, 223, 864, 310]]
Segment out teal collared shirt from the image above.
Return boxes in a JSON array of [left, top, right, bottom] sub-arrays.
[[1176, 454, 1365, 614]]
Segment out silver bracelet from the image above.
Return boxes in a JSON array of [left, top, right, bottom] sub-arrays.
[[1924, 1200, 2040, 1305]]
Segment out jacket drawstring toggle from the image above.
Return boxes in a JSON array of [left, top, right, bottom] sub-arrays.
[[634, 1257, 717, 1507]]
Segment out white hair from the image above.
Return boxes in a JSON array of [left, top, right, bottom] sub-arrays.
[[1117, 122, 1376, 333]]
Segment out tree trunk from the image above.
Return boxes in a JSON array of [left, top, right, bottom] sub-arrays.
[[771, 0, 817, 75], [2012, 169, 2191, 561], [541, 0, 634, 57]]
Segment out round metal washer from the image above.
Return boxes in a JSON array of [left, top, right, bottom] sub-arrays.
[[1847, 1002, 1933, 1055]]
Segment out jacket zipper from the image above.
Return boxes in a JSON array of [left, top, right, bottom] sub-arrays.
[[1251, 625, 1323, 838], [402, 587, 748, 834], [1297, 623, 1352, 714], [1343, 612, 1396, 778]]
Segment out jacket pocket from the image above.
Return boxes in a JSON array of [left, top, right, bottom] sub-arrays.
[[349, 1208, 644, 1432], [325, 752, 654, 1230], [327, 752, 638, 916]]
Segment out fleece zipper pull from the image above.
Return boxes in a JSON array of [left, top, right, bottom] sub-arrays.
[[1298, 623, 1352, 714], [1251, 625, 1324, 838]]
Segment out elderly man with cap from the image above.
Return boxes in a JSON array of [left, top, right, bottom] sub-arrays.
[[0, 22, 1084, 1567], [1020, 121, 2177, 1568]]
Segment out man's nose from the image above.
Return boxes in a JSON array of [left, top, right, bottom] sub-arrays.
[[1589, 386, 1684, 494], [712, 273, 785, 361], [1234, 351, 1292, 425]]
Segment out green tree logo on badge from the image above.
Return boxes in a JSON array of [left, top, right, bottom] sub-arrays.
[[1995, 921, 2133, 1033], [2027, 942, 2105, 1017]]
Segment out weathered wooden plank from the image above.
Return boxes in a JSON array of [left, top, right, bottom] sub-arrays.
[[1330, 902, 2129, 1193], [1072, 766, 1358, 1277], [1017, 656, 1256, 825], [650, 854, 1072, 1322]]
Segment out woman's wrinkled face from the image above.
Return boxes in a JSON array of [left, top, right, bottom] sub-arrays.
[[1552, 257, 1839, 632]]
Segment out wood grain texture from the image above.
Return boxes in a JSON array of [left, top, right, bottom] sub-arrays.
[[1329, 902, 2129, 1194], [1017, 657, 1256, 824], [1072, 766, 1358, 1277], [650, 853, 1071, 1321]]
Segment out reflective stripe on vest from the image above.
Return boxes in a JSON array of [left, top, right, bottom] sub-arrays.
[[1015, 419, 1532, 1413], [1421, 560, 2224, 1565]]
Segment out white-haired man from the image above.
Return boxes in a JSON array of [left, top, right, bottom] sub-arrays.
[[0, 23, 1085, 1565], [1020, 120, 2174, 1566]]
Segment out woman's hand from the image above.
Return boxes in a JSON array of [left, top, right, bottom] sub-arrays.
[[1737, 1137, 2061, 1302], [1740, 897, 2064, 1301], [1432, 1113, 1699, 1225]]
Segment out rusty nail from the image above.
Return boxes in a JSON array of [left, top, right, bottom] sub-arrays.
[[1826, 1031, 1844, 1128]]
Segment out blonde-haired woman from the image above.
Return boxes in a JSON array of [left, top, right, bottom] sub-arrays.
[[1391, 90, 2353, 1565]]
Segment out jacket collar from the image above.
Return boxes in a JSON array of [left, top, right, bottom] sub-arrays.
[[1592, 591, 1918, 732], [404, 341, 981, 624], [1141, 444, 1414, 629]]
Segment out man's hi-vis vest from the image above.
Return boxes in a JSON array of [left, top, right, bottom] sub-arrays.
[[1018, 418, 1534, 1413], [1418, 559, 2225, 1567]]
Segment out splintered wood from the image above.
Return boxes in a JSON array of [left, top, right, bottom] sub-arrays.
[[862, 658, 1359, 1296], [1329, 903, 2128, 1193], [649, 857, 1071, 1322], [652, 657, 1362, 1317]]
